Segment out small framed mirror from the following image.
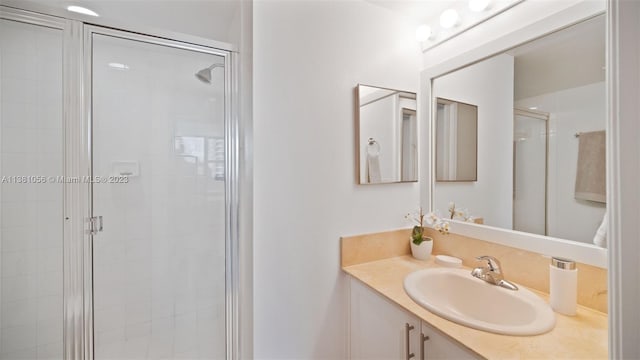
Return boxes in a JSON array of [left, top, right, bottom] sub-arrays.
[[435, 98, 478, 182], [356, 84, 418, 184]]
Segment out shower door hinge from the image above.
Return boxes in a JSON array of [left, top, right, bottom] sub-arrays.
[[89, 216, 103, 235]]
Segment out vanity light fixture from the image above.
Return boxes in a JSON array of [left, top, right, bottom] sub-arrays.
[[440, 9, 460, 29], [67, 5, 99, 17], [415, 25, 433, 42], [469, 0, 491, 12], [420, 0, 523, 52]]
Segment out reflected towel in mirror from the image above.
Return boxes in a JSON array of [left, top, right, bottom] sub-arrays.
[[593, 211, 607, 248], [367, 153, 381, 183], [575, 130, 606, 203]]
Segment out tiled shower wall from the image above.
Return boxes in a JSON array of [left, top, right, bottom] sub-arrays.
[[0, 19, 64, 359]]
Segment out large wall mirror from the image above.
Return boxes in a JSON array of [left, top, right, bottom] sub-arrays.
[[356, 84, 418, 184], [427, 10, 607, 267]]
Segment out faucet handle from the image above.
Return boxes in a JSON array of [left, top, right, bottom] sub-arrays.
[[476, 255, 502, 272]]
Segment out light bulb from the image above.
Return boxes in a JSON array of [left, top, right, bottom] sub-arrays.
[[415, 25, 432, 42], [469, 0, 491, 12], [440, 9, 459, 29], [108, 63, 130, 70], [66, 5, 99, 17]]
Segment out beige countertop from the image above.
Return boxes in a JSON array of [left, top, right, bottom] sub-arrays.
[[343, 255, 608, 359]]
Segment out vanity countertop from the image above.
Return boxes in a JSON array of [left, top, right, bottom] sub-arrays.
[[343, 255, 608, 359]]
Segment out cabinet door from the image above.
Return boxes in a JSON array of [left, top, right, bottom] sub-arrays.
[[349, 277, 420, 359], [420, 321, 480, 360]]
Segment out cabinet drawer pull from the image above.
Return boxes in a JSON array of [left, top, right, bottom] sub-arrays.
[[405, 323, 415, 359], [420, 333, 430, 360]]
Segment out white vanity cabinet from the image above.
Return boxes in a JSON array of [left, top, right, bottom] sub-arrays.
[[349, 277, 421, 359], [420, 320, 479, 360], [348, 276, 479, 360]]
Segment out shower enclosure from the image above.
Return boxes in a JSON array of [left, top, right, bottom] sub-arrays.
[[0, 6, 238, 359], [513, 109, 549, 236]]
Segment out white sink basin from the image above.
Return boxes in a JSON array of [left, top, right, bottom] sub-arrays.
[[404, 268, 555, 336]]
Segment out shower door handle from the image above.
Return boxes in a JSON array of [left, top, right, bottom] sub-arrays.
[[89, 216, 103, 235]]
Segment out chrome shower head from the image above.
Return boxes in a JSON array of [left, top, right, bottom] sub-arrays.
[[195, 63, 224, 84]]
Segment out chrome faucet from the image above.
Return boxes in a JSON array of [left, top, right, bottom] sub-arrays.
[[471, 255, 519, 291]]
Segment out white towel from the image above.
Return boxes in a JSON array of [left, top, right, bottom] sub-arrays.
[[367, 153, 381, 183], [575, 130, 606, 203], [593, 211, 607, 248]]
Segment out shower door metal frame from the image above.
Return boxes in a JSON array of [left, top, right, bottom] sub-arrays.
[[0, 6, 239, 359], [82, 25, 239, 360], [0, 6, 91, 360]]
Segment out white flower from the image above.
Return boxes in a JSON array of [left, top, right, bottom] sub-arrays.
[[425, 211, 450, 235], [405, 207, 427, 229], [455, 209, 466, 219], [425, 211, 438, 224]]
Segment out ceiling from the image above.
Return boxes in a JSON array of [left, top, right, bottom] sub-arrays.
[[509, 14, 606, 100], [1, 0, 240, 43], [4, 0, 605, 98], [365, 0, 466, 24]]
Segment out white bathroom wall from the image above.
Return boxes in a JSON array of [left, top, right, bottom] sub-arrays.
[[253, 1, 420, 358], [516, 81, 606, 243], [432, 54, 514, 228], [0, 19, 64, 359]]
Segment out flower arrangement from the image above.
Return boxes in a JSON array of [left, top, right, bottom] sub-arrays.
[[448, 202, 475, 223], [427, 211, 450, 235], [405, 207, 450, 244], [405, 207, 429, 245]]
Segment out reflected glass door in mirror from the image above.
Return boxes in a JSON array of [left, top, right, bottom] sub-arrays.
[[435, 98, 478, 182]]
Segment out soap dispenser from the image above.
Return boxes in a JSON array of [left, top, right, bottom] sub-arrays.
[[549, 257, 577, 316]]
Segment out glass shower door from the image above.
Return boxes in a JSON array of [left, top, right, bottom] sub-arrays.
[[90, 31, 227, 359], [0, 18, 64, 359], [513, 111, 548, 235]]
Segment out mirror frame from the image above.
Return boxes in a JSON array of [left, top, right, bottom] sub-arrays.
[[420, 1, 608, 268]]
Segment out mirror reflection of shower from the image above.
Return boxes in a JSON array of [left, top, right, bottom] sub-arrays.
[[513, 108, 549, 236], [195, 63, 224, 84]]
